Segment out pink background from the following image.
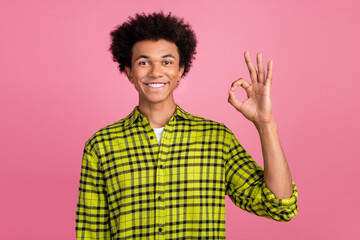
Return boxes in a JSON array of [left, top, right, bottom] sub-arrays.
[[1, 0, 359, 239]]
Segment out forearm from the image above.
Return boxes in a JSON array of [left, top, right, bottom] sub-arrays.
[[256, 120, 293, 199]]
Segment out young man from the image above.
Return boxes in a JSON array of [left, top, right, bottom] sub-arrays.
[[76, 12, 298, 239]]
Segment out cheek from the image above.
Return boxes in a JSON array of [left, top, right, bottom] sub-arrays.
[[168, 68, 182, 78], [132, 71, 149, 84]]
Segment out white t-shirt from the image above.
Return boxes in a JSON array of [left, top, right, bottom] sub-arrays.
[[153, 127, 165, 145]]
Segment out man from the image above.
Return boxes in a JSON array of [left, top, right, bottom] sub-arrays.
[[76, 12, 298, 239]]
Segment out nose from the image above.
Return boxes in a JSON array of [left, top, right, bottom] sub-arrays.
[[149, 63, 163, 78]]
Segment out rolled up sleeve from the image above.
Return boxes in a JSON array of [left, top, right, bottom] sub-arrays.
[[224, 132, 298, 222]]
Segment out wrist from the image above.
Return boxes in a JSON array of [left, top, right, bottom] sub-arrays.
[[254, 118, 278, 132]]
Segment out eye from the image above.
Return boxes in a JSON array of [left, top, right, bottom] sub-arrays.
[[163, 60, 172, 65], [139, 61, 150, 66]]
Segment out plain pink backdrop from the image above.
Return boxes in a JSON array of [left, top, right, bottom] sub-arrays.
[[1, 0, 359, 239]]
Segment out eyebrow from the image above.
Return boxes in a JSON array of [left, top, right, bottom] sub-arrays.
[[135, 54, 176, 61]]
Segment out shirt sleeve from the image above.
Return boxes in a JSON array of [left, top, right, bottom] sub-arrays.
[[76, 142, 112, 239], [224, 132, 298, 222]]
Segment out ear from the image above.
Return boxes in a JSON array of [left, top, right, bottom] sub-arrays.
[[177, 66, 185, 82], [125, 66, 133, 83]]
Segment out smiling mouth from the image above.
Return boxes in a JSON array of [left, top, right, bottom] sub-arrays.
[[145, 83, 166, 88]]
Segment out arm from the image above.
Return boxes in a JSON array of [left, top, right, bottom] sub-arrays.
[[76, 142, 112, 239], [225, 131, 298, 221], [257, 121, 292, 198], [228, 51, 293, 199]]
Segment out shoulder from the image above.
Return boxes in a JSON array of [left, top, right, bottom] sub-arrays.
[[84, 110, 134, 150], [180, 109, 233, 135], [178, 110, 237, 150]]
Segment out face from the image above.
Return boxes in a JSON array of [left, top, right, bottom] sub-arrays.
[[125, 39, 184, 106]]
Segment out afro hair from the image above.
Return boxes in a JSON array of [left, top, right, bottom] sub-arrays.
[[109, 12, 197, 77]]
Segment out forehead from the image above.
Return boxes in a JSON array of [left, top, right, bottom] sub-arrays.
[[131, 39, 179, 59]]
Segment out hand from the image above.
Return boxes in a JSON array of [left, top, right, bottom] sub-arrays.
[[228, 51, 274, 127]]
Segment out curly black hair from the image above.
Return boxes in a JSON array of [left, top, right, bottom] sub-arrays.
[[109, 12, 197, 77]]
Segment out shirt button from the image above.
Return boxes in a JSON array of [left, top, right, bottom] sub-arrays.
[[159, 165, 163, 169], [158, 227, 162, 232], [150, 136, 154, 140], [158, 196, 162, 201]]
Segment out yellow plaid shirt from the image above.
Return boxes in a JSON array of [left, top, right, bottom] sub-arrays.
[[76, 105, 298, 239]]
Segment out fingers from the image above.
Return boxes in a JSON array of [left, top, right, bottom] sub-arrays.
[[265, 60, 273, 86], [229, 78, 252, 97], [244, 51, 272, 85], [244, 51, 257, 83]]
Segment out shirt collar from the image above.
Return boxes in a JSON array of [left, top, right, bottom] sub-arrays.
[[124, 104, 193, 126]]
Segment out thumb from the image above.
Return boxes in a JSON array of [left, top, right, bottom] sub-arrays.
[[228, 89, 243, 112]]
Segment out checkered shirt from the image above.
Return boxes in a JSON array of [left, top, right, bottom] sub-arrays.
[[76, 105, 298, 239]]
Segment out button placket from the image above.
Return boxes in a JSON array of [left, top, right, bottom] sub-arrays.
[[155, 118, 175, 239], [156, 157, 165, 238], [139, 116, 164, 238], [155, 124, 172, 240]]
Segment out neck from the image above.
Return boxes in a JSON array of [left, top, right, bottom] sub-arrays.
[[138, 98, 177, 128]]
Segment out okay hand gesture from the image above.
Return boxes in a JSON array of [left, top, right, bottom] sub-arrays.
[[228, 51, 275, 128]]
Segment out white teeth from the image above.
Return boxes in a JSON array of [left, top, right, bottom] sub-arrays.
[[147, 83, 165, 88]]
